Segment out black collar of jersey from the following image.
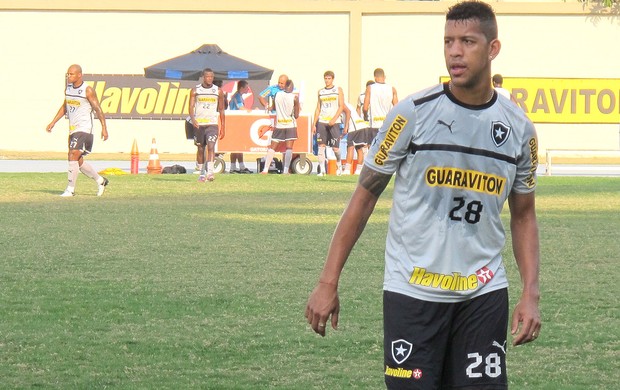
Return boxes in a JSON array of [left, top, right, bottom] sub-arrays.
[[443, 82, 497, 110]]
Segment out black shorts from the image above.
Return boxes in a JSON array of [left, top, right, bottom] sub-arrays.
[[316, 122, 341, 148], [383, 289, 508, 389], [194, 125, 218, 146], [271, 127, 297, 142], [364, 127, 379, 145], [68, 132, 94, 156], [346, 130, 367, 148]]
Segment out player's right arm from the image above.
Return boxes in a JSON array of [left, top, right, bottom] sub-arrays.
[[258, 86, 271, 109], [305, 166, 391, 337], [46, 102, 67, 132], [312, 92, 321, 134], [188, 88, 198, 128]]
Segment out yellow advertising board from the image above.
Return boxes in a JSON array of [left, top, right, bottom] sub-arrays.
[[439, 77, 620, 124]]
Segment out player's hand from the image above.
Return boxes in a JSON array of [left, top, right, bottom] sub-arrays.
[[101, 128, 109, 141], [46, 123, 54, 133], [305, 282, 340, 337], [510, 295, 541, 346], [219, 129, 225, 140]]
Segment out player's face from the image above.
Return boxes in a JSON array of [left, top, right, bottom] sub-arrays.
[[66, 67, 81, 85], [203, 72, 214, 86], [444, 19, 495, 90], [278, 76, 288, 90], [324, 75, 334, 88]]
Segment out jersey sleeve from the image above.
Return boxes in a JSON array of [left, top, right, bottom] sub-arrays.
[[364, 96, 416, 175], [259, 85, 276, 99], [512, 119, 538, 194]]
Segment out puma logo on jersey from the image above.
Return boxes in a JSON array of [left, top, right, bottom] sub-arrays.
[[492, 340, 507, 355], [437, 119, 455, 133]]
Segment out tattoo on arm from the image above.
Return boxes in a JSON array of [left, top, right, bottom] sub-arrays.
[[359, 166, 392, 197]]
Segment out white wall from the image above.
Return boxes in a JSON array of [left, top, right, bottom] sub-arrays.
[[0, 5, 618, 155]]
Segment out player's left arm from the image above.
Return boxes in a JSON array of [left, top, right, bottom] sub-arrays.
[[218, 90, 226, 139], [392, 86, 399, 105], [508, 190, 541, 346], [293, 94, 300, 119], [86, 86, 108, 141]]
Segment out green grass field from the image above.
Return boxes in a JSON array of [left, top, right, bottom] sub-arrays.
[[0, 173, 618, 389]]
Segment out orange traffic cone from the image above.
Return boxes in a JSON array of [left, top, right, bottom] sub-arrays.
[[130, 139, 139, 174], [147, 138, 162, 174]]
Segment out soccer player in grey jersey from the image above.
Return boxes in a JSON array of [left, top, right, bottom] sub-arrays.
[[306, 2, 541, 389]]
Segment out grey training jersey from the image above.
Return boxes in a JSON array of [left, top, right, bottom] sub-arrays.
[[366, 82, 538, 303]]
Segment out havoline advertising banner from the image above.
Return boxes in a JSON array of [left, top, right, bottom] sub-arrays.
[[440, 77, 620, 124], [84, 74, 267, 120]]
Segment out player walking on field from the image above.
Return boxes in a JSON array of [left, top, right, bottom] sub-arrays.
[[189, 68, 226, 182], [306, 1, 541, 388], [313, 70, 345, 176], [46, 64, 109, 197]]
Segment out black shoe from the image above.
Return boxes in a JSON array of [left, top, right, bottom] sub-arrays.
[[239, 168, 252, 174]]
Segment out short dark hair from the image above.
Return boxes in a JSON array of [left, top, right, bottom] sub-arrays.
[[202, 68, 214, 76], [492, 74, 503, 84], [446, 0, 498, 42], [324, 70, 335, 78], [237, 80, 248, 90], [374, 68, 385, 78]]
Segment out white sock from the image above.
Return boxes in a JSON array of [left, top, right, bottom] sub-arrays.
[[263, 149, 276, 173], [207, 161, 214, 174], [283, 149, 293, 172], [79, 162, 101, 182], [318, 146, 326, 173], [68, 161, 79, 189]]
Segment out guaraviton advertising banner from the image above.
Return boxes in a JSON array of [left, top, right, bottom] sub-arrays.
[[441, 77, 620, 124]]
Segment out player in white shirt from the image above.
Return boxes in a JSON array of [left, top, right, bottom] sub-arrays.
[[306, 2, 541, 388], [189, 68, 226, 182], [340, 102, 369, 175], [261, 80, 300, 174], [46, 64, 109, 197], [313, 70, 345, 176], [493, 73, 518, 104], [363, 68, 398, 145]]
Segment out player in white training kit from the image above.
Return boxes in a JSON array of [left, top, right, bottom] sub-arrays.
[[306, 2, 541, 389], [46, 64, 109, 197], [261, 79, 300, 174], [341, 102, 369, 175], [363, 68, 398, 145], [313, 70, 345, 176], [189, 68, 226, 182]]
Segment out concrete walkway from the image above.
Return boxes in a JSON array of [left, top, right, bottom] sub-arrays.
[[0, 159, 618, 176]]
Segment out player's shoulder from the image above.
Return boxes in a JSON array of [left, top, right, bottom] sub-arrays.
[[394, 84, 444, 109]]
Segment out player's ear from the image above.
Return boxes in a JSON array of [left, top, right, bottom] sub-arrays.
[[489, 39, 501, 61]]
